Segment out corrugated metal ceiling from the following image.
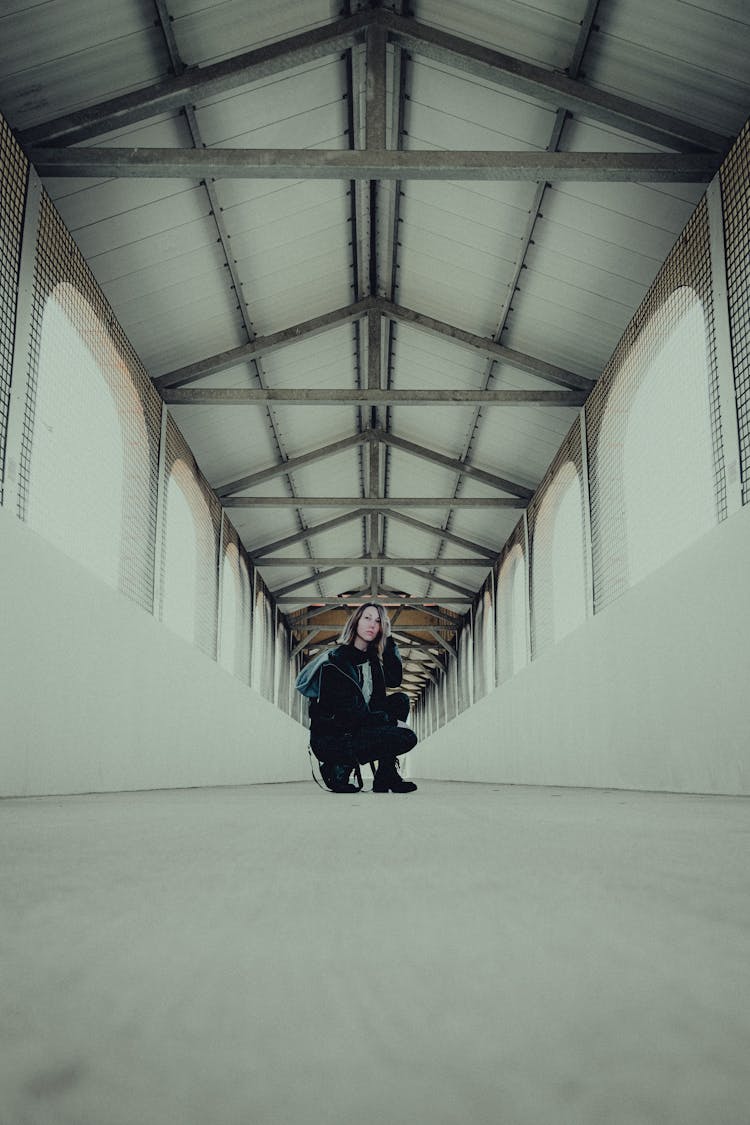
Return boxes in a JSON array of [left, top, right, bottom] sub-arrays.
[[1, 0, 749, 680]]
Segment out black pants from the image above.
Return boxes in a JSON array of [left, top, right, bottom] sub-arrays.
[[311, 692, 417, 767]]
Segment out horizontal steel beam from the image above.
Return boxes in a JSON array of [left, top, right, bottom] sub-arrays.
[[20, 12, 370, 146], [223, 496, 523, 508], [303, 625, 456, 636], [154, 299, 374, 390], [286, 604, 461, 626], [27, 147, 721, 182], [392, 641, 445, 653], [276, 596, 472, 605], [385, 625, 457, 634], [163, 387, 586, 406], [258, 556, 492, 567], [381, 300, 593, 392]]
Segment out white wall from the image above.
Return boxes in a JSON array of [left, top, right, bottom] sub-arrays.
[[0, 508, 308, 797], [412, 503, 750, 795]]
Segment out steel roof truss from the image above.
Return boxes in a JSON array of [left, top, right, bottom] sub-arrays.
[[428, 629, 457, 659], [154, 300, 374, 390], [153, 297, 585, 395], [21, 12, 371, 146], [399, 567, 477, 598], [382, 11, 730, 153], [21, 9, 728, 156], [273, 567, 352, 599], [381, 301, 592, 392], [378, 429, 533, 499]]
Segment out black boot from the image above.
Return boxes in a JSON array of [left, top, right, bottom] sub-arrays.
[[320, 760, 360, 793], [372, 757, 417, 793]]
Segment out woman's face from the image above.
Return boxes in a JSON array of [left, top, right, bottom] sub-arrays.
[[355, 606, 382, 648]]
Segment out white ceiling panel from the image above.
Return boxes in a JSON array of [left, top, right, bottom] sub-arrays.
[[0, 0, 166, 126], [420, 0, 588, 69], [587, 0, 750, 132], [407, 61, 558, 149], [195, 61, 346, 146], [170, 0, 334, 66]]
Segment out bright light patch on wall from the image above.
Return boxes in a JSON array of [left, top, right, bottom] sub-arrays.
[[161, 466, 199, 646], [597, 287, 717, 592], [532, 462, 588, 653], [27, 284, 124, 587], [219, 542, 251, 683], [551, 468, 588, 643], [496, 544, 527, 684]]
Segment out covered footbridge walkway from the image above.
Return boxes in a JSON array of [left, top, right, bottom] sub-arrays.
[[2, 2, 750, 1122]]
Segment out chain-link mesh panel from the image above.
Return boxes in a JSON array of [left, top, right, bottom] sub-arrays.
[[219, 515, 252, 685], [159, 414, 220, 658], [720, 120, 750, 504], [495, 518, 527, 686], [528, 417, 589, 658], [19, 192, 161, 610], [0, 117, 28, 504], [585, 195, 723, 613]]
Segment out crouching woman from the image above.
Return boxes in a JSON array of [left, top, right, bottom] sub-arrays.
[[305, 603, 418, 793]]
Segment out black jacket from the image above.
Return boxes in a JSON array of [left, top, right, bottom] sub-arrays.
[[309, 638, 404, 739]]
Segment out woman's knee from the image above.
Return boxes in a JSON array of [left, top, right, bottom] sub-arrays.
[[397, 727, 418, 754], [385, 691, 410, 722]]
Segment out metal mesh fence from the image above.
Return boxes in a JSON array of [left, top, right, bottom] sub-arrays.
[[495, 518, 527, 686], [720, 120, 750, 504], [0, 128, 300, 713], [0, 116, 27, 504], [528, 416, 589, 658], [19, 192, 162, 611], [585, 195, 724, 613], [158, 414, 220, 658]]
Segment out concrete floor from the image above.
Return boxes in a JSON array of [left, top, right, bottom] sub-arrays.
[[2, 781, 749, 1125]]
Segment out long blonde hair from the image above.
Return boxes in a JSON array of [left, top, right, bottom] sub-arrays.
[[338, 603, 390, 658]]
